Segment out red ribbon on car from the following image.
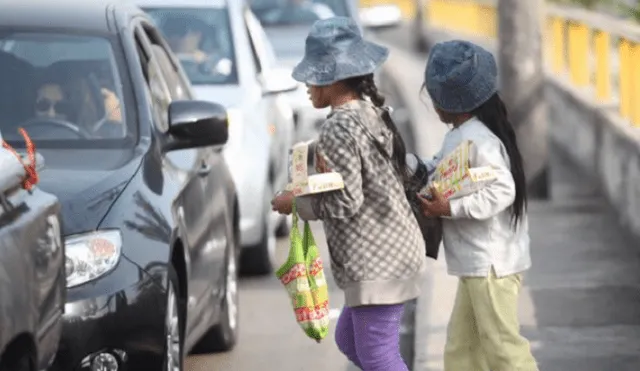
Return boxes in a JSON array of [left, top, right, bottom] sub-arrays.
[[2, 128, 39, 191]]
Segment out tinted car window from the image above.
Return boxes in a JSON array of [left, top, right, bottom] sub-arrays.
[[144, 6, 238, 86], [0, 31, 131, 146], [250, 0, 348, 26]]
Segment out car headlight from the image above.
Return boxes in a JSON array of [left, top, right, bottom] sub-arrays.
[[65, 230, 122, 288]]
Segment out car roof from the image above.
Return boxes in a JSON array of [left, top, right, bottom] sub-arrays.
[[0, 0, 121, 33], [134, 0, 230, 9]]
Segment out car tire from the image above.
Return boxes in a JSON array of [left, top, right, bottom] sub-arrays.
[[240, 184, 276, 276], [0, 351, 35, 371], [192, 225, 239, 353], [163, 268, 184, 371], [275, 214, 292, 238]]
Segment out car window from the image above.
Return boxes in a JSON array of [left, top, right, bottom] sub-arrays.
[[134, 24, 171, 133], [152, 45, 188, 100], [249, 0, 348, 26], [141, 22, 192, 100], [0, 30, 131, 146], [143, 6, 238, 86]]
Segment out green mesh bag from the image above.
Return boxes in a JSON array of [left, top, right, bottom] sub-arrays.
[[275, 200, 330, 342]]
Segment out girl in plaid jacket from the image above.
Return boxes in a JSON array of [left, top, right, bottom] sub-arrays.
[[271, 17, 426, 371]]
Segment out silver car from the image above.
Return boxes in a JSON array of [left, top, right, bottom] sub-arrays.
[[248, 0, 402, 142], [139, 0, 298, 275]]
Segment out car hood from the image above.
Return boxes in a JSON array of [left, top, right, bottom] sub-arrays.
[[192, 84, 246, 108], [36, 150, 143, 236]]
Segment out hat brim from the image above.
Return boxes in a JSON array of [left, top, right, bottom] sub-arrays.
[[292, 40, 389, 86]]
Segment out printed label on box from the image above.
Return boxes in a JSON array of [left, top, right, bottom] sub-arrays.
[[285, 140, 344, 196]]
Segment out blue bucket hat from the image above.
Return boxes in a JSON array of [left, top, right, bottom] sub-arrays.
[[424, 40, 498, 113], [292, 16, 389, 86]]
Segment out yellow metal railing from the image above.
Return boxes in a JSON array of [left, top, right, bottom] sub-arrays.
[[541, 5, 640, 127], [359, 0, 417, 19], [361, 0, 640, 128], [427, 0, 497, 38]]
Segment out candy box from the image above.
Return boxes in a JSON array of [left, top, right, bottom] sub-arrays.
[[285, 140, 344, 196], [420, 140, 498, 200]]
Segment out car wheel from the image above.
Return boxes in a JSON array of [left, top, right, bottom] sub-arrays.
[[275, 214, 292, 238], [0, 351, 35, 371], [163, 270, 183, 371], [240, 184, 276, 276], [192, 229, 239, 353]]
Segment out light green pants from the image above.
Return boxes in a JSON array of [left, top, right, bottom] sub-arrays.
[[444, 268, 539, 371]]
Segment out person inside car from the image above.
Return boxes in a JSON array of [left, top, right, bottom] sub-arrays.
[[33, 75, 123, 138], [34, 81, 71, 121], [164, 16, 210, 64]]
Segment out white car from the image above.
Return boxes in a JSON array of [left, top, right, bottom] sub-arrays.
[[249, 0, 402, 142], [139, 0, 298, 275]]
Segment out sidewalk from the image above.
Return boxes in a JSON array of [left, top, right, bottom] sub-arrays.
[[383, 41, 640, 371]]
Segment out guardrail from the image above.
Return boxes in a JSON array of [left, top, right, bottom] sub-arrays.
[[364, 0, 640, 128]]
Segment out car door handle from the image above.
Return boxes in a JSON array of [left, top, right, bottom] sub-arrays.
[[198, 161, 211, 177]]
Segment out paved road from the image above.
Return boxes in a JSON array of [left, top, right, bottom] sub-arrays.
[[186, 222, 357, 371]]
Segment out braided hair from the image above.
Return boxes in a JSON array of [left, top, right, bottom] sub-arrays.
[[342, 74, 410, 182]]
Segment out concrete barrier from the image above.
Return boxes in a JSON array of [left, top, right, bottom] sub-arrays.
[[547, 76, 640, 235], [419, 27, 640, 238]]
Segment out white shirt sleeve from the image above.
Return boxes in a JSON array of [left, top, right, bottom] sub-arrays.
[[448, 139, 516, 220]]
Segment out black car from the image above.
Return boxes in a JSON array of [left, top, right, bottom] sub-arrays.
[[0, 152, 64, 371], [0, 0, 240, 369]]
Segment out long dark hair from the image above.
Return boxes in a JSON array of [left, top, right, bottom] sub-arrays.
[[472, 93, 527, 227], [342, 73, 411, 182]]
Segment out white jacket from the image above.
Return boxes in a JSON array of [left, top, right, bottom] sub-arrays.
[[416, 117, 531, 278]]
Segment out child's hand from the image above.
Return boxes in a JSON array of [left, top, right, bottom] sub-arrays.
[[271, 190, 295, 215], [315, 151, 331, 173], [417, 186, 451, 217]]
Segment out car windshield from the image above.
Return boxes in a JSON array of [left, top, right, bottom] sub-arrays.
[[144, 7, 238, 86], [0, 30, 133, 147], [250, 0, 349, 26]]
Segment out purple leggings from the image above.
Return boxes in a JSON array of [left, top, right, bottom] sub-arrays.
[[335, 304, 409, 371]]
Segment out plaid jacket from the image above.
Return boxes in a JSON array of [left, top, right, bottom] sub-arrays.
[[297, 100, 426, 307]]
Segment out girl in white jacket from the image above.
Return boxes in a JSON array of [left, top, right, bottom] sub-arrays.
[[416, 40, 539, 371]]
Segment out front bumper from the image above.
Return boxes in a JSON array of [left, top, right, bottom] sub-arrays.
[[293, 106, 329, 142], [294, 106, 329, 143], [281, 87, 329, 142], [225, 150, 269, 248], [51, 260, 166, 371]]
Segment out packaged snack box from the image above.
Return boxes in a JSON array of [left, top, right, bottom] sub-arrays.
[[285, 140, 344, 196], [420, 140, 498, 200]]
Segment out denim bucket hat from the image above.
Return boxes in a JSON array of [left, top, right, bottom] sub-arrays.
[[424, 40, 498, 113], [292, 16, 389, 86]]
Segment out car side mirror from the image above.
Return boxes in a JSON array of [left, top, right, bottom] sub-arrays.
[[164, 100, 229, 152], [261, 67, 299, 96], [359, 4, 403, 30]]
